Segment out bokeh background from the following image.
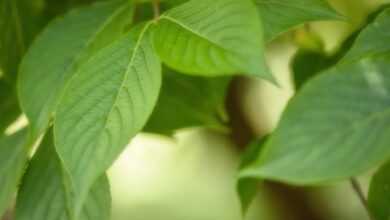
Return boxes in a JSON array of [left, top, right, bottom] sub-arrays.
[[2, 0, 390, 219], [108, 0, 388, 219]]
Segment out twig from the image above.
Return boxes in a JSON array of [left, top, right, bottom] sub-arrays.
[[152, 0, 160, 20], [349, 178, 375, 220]]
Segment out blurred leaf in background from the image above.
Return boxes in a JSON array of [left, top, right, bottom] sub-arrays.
[[144, 68, 230, 135]]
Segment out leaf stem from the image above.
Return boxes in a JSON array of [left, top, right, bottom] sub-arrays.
[[349, 178, 375, 220], [152, 0, 160, 20]]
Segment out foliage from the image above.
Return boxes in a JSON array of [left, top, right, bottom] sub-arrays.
[[0, 0, 389, 219]]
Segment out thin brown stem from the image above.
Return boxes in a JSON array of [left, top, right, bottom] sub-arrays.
[[350, 178, 375, 220], [152, 0, 160, 20]]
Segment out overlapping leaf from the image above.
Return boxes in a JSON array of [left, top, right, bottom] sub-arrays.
[[144, 68, 230, 134], [255, 0, 342, 41], [54, 24, 161, 215], [153, 0, 272, 80], [16, 130, 111, 220], [0, 129, 28, 217], [18, 0, 134, 140], [240, 54, 390, 185], [368, 161, 390, 220]]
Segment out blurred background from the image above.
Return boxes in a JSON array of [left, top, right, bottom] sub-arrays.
[[108, 0, 388, 219], [2, 0, 390, 219]]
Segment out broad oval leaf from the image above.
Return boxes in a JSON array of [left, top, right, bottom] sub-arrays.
[[341, 8, 390, 63], [153, 0, 273, 80], [54, 24, 161, 215], [16, 130, 111, 220], [240, 54, 390, 185], [18, 0, 134, 140], [144, 67, 230, 134], [368, 161, 390, 220], [255, 0, 342, 41], [0, 129, 28, 216]]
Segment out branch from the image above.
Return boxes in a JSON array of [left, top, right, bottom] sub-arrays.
[[152, 0, 160, 20], [350, 178, 375, 220]]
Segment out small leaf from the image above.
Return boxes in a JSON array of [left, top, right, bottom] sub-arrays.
[[368, 161, 390, 220], [237, 137, 268, 214], [0, 80, 20, 133], [255, 0, 342, 41], [54, 24, 161, 216], [153, 0, 273, 80], [340, 8, 390, 63], [18, 0, 134, 140], [16, 130, 111, 220], [240, 54, 390, 185], [0, 129, 28, 217], [144, 67, 230, 134]]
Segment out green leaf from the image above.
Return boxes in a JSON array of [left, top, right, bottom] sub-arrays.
[[240, 54, 390, 185], [255, 0, 342, 41], [153, 0, 273, 80], [237, 137, 268, 214], [368, 161, 390, 220], [340, 8, 390, 63], [144, 67, 230, 134], [18, 0, 134, 141], [54, 24, 161, 216], [16, 130, 111, 220], [0, 80, 20, 133], [0, 129, 28, 217], [0, 0, 47, 81]]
